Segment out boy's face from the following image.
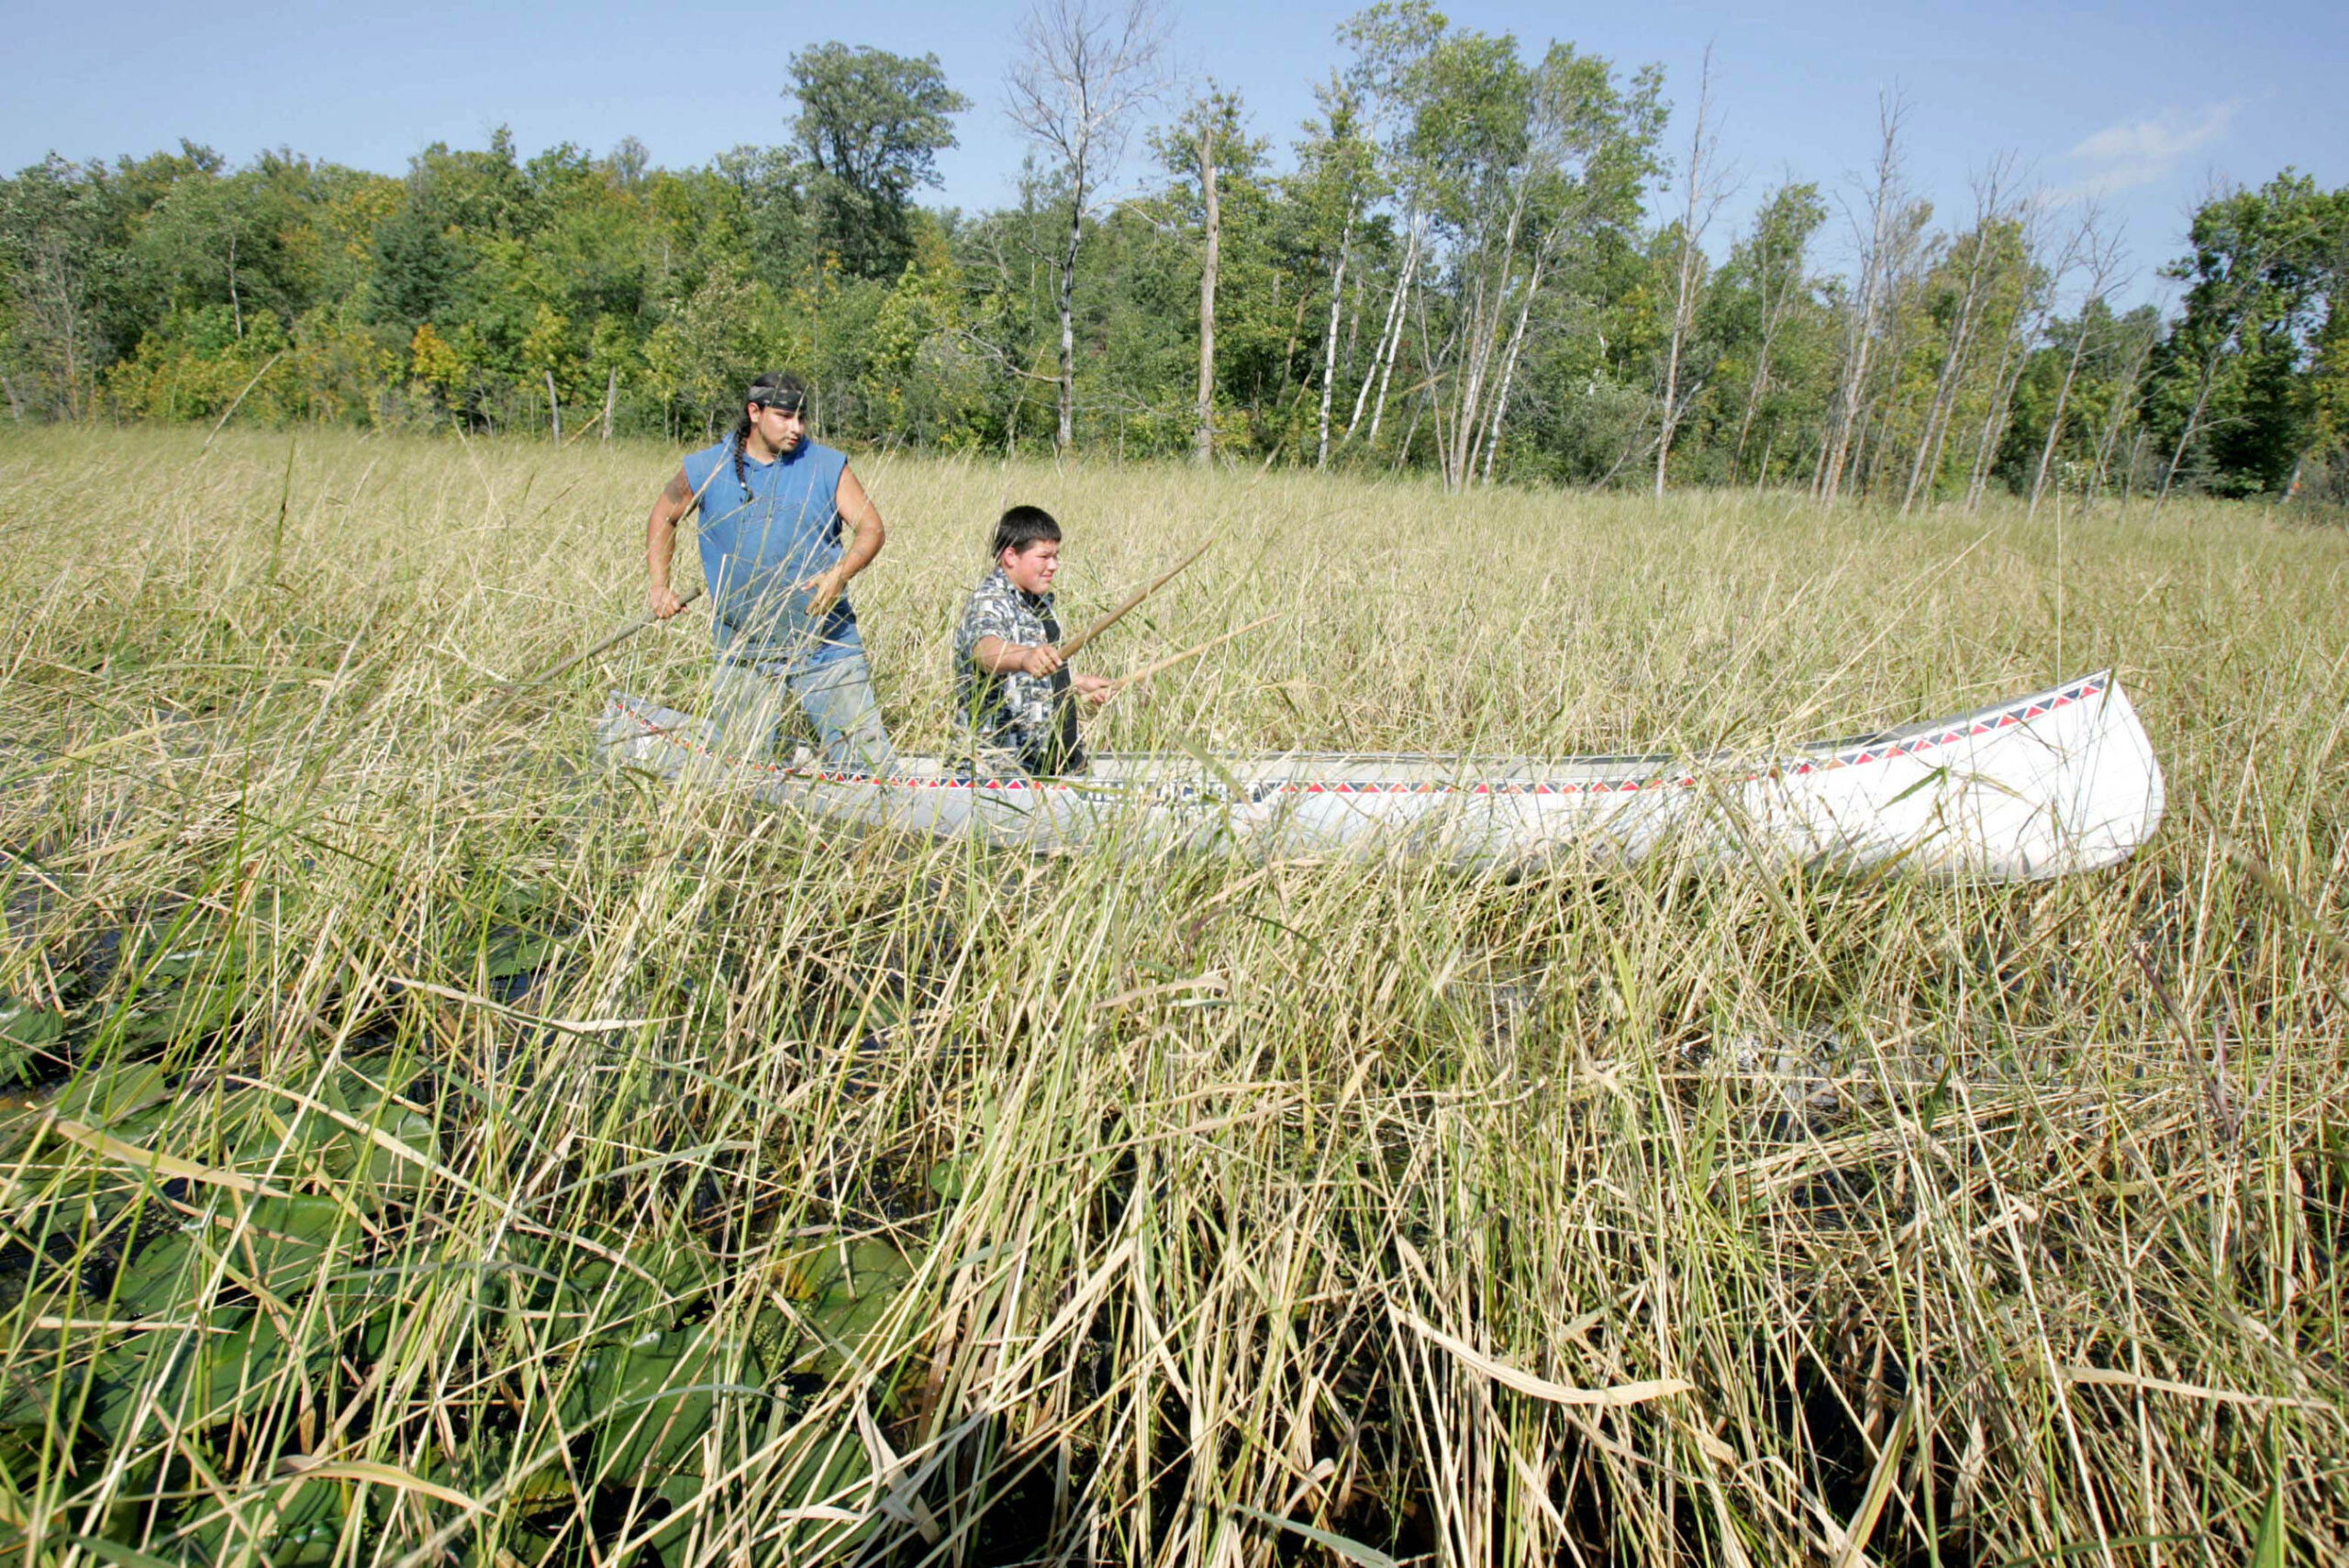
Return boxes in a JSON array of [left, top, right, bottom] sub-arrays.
[[1000, 539, 1061, 596]]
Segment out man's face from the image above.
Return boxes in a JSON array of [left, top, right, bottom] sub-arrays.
[[750, 400, 807, 453], [1000, 539, 1061, 596]]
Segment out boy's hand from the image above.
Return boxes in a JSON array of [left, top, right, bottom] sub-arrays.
[[1020, 643, 1065, 678], [1073, 673, 1112, 706]]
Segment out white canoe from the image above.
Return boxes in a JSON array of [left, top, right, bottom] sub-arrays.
[[597, 671, 2164, 883]]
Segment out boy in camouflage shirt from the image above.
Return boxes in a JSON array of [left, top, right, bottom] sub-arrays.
[[952, 506, 1112, 776]]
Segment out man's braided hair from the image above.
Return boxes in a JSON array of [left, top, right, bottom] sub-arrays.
[[729, 372, 808, 500]]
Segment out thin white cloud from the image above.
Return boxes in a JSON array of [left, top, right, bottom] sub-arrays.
[[2058, 102, 2240, 199]]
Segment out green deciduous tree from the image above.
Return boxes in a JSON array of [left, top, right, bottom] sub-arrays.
[[2148, 172, 2348, 503], [1703, 180, 1828, 486], [0, 33, 2333, 506], [0, 154, 141, 418], [790, 43, 970, 280]]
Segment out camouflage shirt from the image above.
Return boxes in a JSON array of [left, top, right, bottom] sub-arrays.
[[952, 567, 1063, 763]]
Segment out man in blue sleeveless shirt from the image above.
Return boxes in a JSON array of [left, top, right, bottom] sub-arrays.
[[645, 372, 896, 773]]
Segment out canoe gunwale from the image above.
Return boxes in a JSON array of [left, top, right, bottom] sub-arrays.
[[601, 671, 2121, 802]]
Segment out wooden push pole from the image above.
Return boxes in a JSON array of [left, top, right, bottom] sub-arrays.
[[1098, 613, 1277, 700]]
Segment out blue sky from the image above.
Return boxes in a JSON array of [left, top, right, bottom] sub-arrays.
[[5, 0, 2341, 308]]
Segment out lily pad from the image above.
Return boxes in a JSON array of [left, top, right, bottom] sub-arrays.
[[479, 925, 558, 982], [240, 1075, 439, 1209], [55, 1063, 173, 1124], [0, 995, 65, 1085], [114, 1195, 355, 1317], [565, 1320, 774, 1481], [769, 1237, 916, 1380], [926, 1155, 971, 1202], [178, 1471, 351, 1566], [0, 995, 65, 1050]]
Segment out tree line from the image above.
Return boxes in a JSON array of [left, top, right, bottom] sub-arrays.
[[4, 0, 2343, 507]]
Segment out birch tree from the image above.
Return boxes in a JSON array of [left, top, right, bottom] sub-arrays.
[[1411, 27, 1534, 487], [1335, 3, 1661, 485], [1336, 0, 1444, 452], [1288, 80, 1382, 468], [1192, 109, 1220, 464], [1456, 50, 1662, 484]]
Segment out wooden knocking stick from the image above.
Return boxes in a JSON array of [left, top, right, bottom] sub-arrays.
[[1058, 540, 1212, 661], [499, 585, 704, 694]]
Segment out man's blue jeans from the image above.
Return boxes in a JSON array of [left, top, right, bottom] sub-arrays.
[[708, 651, 896, 773]]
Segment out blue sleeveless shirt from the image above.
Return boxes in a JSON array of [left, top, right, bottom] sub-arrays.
[[680, 437, 863, 669]]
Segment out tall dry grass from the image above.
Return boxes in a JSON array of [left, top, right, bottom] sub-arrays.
[[0, 425, 2343, 1566]]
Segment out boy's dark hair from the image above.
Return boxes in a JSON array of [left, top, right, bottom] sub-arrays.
[[992, 505, 1062, 559]]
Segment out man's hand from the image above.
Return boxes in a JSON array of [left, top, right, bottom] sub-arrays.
[[1073, 672, 1112, 706], [799, 565, 850, 617], [1019, 643, 1065, 678], [649, 584, 685, 619]]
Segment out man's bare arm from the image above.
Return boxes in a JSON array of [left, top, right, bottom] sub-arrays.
[[804, 465, 887, 615], [646, 467, 694, 617]]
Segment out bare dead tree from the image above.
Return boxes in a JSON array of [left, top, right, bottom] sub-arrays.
[[2083, 309, 2158, 517], [1655, 45, 1728, 498], [1900, 157, 2021, 515], [1192, 108, 1220, 465], [1007, 0, 1171, 454], [1817, 94, 1908, 506], [1727, 183, 1819, 486], [2028, 211, 2124, 522], [1965, 201, 2063, 512], [1856, 205, 1945, 498]]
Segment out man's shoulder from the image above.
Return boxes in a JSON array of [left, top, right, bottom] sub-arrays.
[[679, 440, 731, 488]]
